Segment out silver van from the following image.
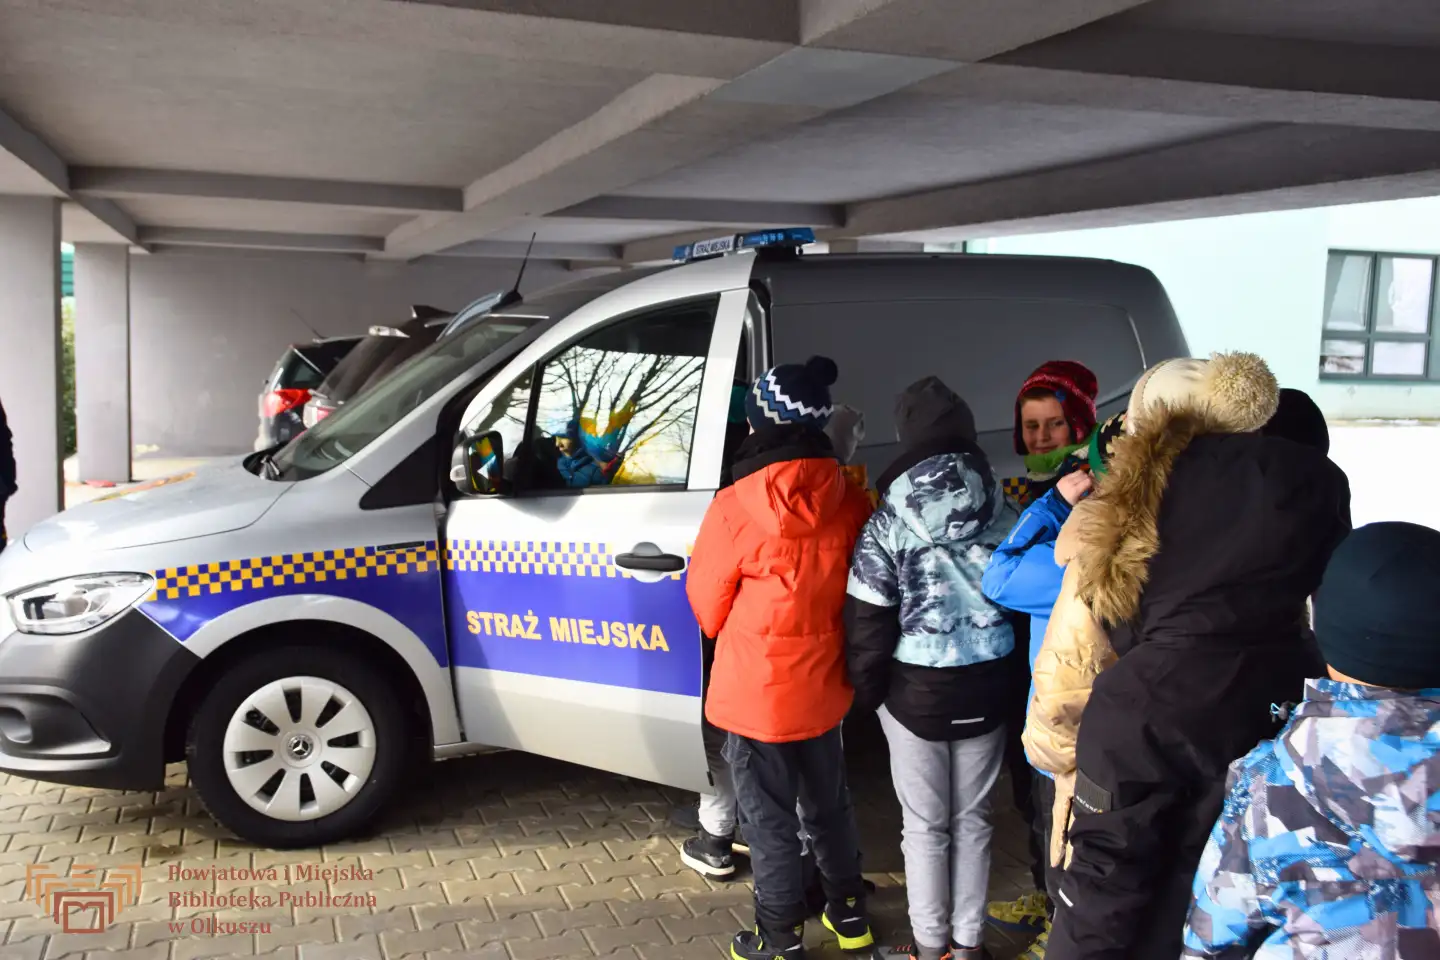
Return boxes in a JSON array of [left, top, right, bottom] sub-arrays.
[[0, 233, 1187, 847]]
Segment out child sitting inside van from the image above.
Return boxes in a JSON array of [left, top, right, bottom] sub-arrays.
[[1183, 520, 1440, 958], [687, 356, 875, 960]]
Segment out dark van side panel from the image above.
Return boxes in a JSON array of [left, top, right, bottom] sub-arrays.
[[756, 253, 1188, 481]]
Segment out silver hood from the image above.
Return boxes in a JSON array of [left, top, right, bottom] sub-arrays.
[[23, 458, 287, 555]]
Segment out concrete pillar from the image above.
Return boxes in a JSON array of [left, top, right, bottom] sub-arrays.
[[0, 196, 62, 539], [74, 244, 132, 483], [827, 238, 926, 253]]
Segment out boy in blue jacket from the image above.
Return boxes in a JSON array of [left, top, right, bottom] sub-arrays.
[[980, 411, 1124, 951]]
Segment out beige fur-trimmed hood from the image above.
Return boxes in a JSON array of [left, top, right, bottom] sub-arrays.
[[1067, 351, 1280, 626]]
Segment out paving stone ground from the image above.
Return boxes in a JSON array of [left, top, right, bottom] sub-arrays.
[[0, 712, 1038, 960]]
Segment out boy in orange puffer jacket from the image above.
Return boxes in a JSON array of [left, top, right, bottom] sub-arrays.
[[687, 356, 874, 960]]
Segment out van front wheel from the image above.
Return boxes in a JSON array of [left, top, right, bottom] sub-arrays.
[[185, 646, 413, 848]]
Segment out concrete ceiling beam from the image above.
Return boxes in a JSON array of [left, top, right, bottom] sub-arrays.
[[800, 0, 1156, 61], [0, 108, 140, 245], [917, 63, 1440, 133], [136, 226, 384, 254], [839, 125, 1440, 239], [70, 167, 463, 214], [367, 0, 1174, 265], [995, 25, 1440, 106], [49, 0, 788, 80], [394, 0, 801, 44], [380, 74, 825, 260], [0, 109, 67, 194], [432, 239, 621, 261], [554, 195, 845, 227]]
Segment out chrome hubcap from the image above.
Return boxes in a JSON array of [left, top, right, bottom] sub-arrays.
[[222, 676, 377, 822]]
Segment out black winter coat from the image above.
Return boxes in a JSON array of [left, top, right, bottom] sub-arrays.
[[0, 399, 14, 544], [0, 400, 13, 500], [1047, 422, 1351, 960]]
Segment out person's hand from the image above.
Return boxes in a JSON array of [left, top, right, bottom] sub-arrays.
[[1056, 470, 1094, 506]]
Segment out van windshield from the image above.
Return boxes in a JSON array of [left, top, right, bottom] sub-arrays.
[[259, 266, 674, 482], [263, 314, 543, 481]]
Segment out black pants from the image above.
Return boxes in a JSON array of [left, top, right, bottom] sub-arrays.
[[725, 726, 866, 932], [1031, 770, 1062, 911]]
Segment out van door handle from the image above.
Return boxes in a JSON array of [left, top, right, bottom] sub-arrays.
[[376, 540, 426, 553], [614, 545, 686, 573]]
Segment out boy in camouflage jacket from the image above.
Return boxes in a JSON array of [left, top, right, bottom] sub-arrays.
[[1184, 521, 1440, 959]]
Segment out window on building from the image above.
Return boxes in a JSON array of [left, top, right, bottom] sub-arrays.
[[1320, 251, 1440, 380]]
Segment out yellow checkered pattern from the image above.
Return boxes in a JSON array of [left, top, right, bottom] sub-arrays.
[[444, 540, 688, 581], [1001, 476, 1031, 507], [147, 543, 439, 602]]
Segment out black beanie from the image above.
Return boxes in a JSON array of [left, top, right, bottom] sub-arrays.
[[895, 376, 977, 445], [1262, 388, 1329, 455], [1314, 521, 1440, 689]]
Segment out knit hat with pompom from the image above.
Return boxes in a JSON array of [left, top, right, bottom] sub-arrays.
[[1124, 352, 1279, 435], [747, 356, 839, 431]]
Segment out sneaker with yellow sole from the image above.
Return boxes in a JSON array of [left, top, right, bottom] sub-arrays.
[[985, 891, 1050, 934], [1018, 921, 1050, 960]]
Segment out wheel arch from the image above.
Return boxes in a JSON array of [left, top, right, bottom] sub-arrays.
[[161, 595, 460, 763]]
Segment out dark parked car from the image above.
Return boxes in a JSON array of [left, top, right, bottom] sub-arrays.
[[255, 336, 361, 450], [300, 292, 509, 430], [300, 306, 456, 429]]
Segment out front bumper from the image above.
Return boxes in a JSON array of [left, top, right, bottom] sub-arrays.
[[0, 607, 200, 790]]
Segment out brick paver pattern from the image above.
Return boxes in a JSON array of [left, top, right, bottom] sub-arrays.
[[0, 721, 1039, 960]]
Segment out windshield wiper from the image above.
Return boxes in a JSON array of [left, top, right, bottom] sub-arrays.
[[256, 449, 282, 480]]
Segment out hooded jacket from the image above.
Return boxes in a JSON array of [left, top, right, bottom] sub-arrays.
[[1044, 424, 1351, 960], [1023, 354, 1286, 857], [688, 426, 873, 744], [844, 381, 1019, 741], [1182, 680, 1440, 959]]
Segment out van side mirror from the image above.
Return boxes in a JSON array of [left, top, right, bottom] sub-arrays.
[[451, 432, 505, 496]]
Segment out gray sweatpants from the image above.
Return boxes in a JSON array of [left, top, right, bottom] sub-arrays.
[[699, 711, 738, 836], [878, 705, 1005, 951]]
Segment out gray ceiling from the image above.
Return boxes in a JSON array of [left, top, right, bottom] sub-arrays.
[[2, 0, 1439, 268]]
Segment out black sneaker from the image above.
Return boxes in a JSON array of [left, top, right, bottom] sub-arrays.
[[821, 898, 875, 951], [731, 925, 807, 960], [681, 828, 736, 878]]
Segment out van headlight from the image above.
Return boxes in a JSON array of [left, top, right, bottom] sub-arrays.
[[7, 574, 155, 636]]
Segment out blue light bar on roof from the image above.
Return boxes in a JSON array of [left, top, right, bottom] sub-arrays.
[[673, 227, 815, 262]]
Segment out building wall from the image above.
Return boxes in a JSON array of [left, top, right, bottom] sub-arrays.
[[975, 197, 1440, 420], [128, 250, 577, 456]]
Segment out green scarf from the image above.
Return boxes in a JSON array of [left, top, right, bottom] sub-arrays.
[[1023, 441, 1086, 478]]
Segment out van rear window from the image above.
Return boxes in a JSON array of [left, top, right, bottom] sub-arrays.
[[771, 298, 1142, 475]]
